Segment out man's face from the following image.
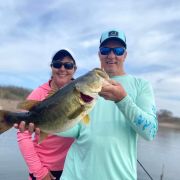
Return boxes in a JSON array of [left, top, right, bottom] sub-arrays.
[[98, 39, 127, 77]]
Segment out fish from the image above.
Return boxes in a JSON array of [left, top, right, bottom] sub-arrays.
[[0, 68, 109, 141]]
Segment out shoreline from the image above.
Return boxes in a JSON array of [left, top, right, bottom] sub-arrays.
[[159, 122, 180, 130]]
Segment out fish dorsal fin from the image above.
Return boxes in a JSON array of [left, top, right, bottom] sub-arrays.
[[46, 88, 58, 99], [38, 131, 49, 144], [46, 82, 59, 99], [17, 100, 40, 110], [82, 114, 90, 124]]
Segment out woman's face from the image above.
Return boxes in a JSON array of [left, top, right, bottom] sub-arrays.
[[51, 57, 76, 88]]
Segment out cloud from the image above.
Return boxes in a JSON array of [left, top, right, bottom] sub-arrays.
[[0, 0, 180, 116]]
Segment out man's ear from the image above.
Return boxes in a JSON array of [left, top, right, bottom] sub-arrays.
[[123, 51, 127, 61], [98, 51, 102, 61]]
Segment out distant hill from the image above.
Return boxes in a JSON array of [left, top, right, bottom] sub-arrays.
[[158, 109, 180, 129], [0, 85, 32, 111], [0, 85, 32, 100], [158, 109, 180, 121]]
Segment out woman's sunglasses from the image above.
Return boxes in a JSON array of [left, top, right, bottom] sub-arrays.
[[99, 47, 125, 56], [51, 62, 75, 70]]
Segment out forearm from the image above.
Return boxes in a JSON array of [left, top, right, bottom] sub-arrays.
[[116, 95, 158, 140], [17, 131, 48, 179]]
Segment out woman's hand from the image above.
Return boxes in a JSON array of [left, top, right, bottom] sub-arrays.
[[13, 121, 37, 134]]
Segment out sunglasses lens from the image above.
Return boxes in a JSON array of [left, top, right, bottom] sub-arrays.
[[100, 47, 111, 55], [113, 48, 125, 56], [52, 62, 62, 68], [52, 62, 74, 69], [100, 47, 125, 56], [64, 63, 74, 69]]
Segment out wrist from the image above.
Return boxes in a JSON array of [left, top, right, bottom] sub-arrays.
[[115, 93, 127, 103], [34, 167, 49, 180]]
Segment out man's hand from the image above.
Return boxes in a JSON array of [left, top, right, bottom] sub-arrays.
[[99, 79, 127, 102]]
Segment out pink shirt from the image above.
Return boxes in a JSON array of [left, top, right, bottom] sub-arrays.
[[17, 81, 74, 180]]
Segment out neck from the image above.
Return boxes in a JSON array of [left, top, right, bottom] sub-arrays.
[[108, 70, 126, 77], [50, 80, 61, 90]]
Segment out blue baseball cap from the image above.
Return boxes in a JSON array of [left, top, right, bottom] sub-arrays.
[[99, 29, 126, 48]]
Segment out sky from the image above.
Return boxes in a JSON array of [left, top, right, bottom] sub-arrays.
[[0, 0, 180, 117]]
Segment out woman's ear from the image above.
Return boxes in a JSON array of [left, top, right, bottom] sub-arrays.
[[74, 65, 77, 72], [71, 66, 77, 80]]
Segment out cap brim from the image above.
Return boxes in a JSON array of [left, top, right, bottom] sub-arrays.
[[100, 37, 126, 48]]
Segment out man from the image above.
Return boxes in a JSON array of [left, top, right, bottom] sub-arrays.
[[58, 29, 158, 180]]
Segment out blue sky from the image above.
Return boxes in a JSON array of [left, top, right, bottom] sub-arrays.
[[0, 0, 180, 117]]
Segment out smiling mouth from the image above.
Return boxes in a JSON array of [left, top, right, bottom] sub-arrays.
[[57, 74, 67, 76], [106, 61, 117, 64]]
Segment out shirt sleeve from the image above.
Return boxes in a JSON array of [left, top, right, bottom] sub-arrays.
[[17, 86, 49, 179], [55, 123, 81, 139], [116, 80, 158, 140], [17, 130, 49, 179]]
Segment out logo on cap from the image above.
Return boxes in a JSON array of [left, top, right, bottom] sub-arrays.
[[108, 31, 118, 37]]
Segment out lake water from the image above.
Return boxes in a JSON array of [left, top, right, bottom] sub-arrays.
[[0, 127, 180, 180], [0, 128, 28, 180], [137, 127, 180, 180]]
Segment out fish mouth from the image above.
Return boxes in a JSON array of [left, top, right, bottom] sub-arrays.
[[80, 92, 94, 103]]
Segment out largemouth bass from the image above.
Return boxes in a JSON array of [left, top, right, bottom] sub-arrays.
[[0, 68, 109, 140]]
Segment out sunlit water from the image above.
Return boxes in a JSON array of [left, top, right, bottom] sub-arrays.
[[0, 127, 179, 180]]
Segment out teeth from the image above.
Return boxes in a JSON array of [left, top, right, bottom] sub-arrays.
[[106, 62, 116, 64], [57, 74, 67, 76]]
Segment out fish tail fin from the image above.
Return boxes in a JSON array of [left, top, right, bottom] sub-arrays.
[[0, 110, 12, 134]]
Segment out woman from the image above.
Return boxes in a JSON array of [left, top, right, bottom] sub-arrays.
[[17, 49, 77, 180]]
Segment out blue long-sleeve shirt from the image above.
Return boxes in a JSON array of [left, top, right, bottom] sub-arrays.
[[56, 74, 158, 180]]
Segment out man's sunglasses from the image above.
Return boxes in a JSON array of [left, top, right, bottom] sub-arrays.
[[99, 47, 125, 56], [51, 62, 75, 70]]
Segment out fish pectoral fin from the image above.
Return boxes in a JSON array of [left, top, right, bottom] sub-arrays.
[[82, 114, 90, 124], [38, 131, 49, 144], [46, 87, 59, 98], [17, 100, 41, 110]]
